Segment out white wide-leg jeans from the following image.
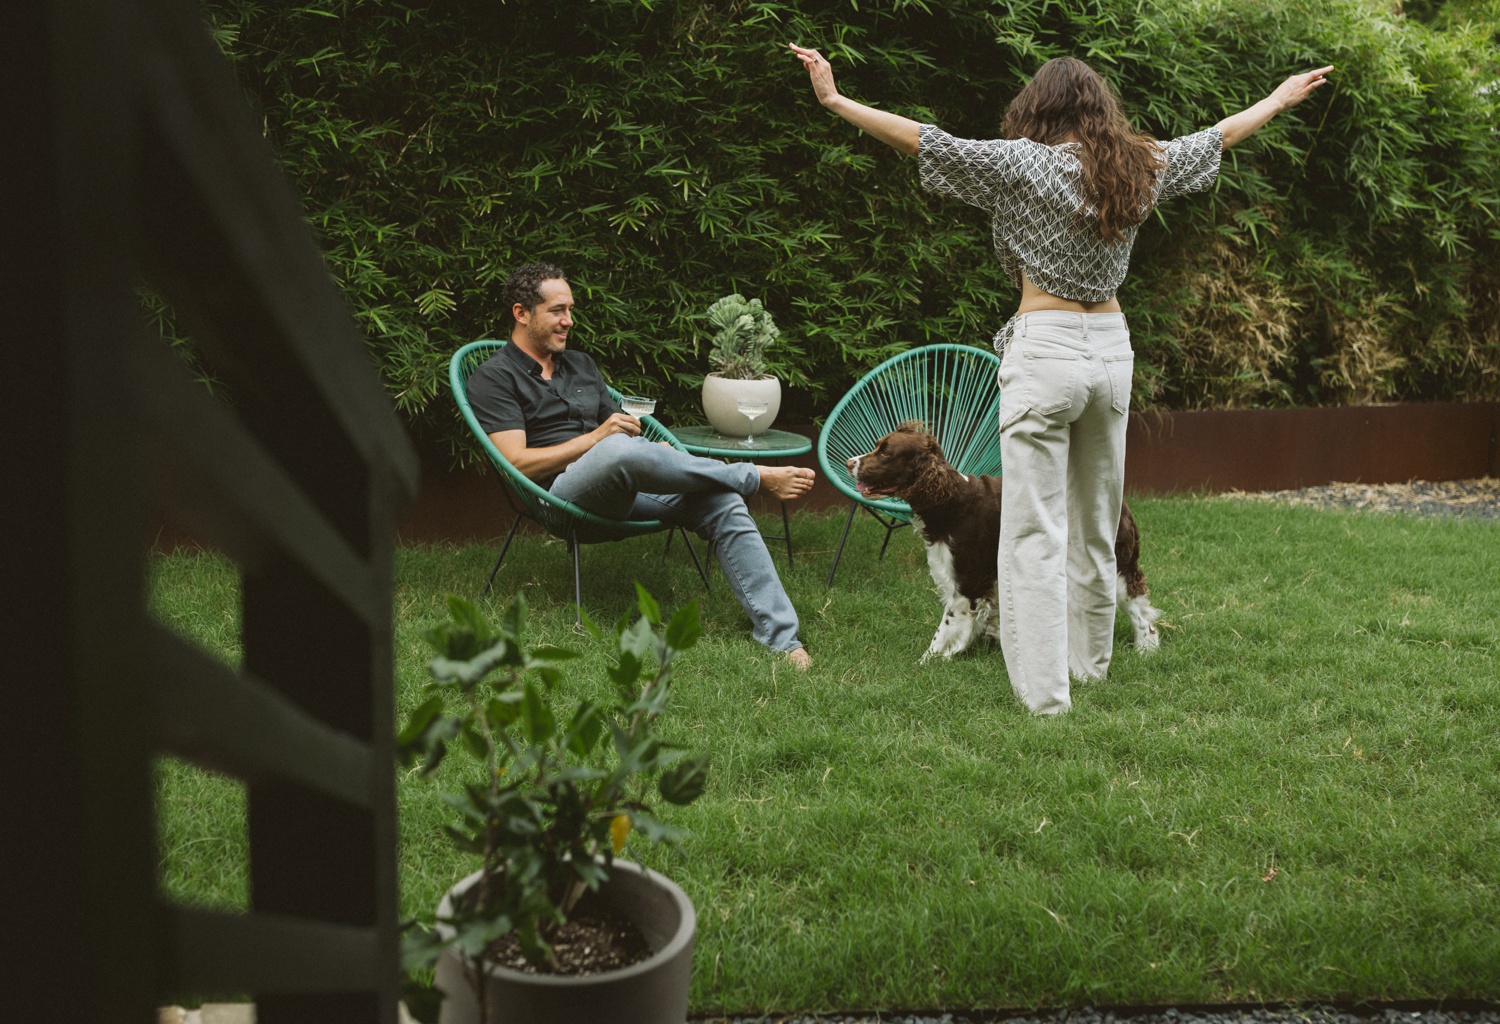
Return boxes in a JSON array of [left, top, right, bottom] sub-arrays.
[[996, 312, 1133, 715]]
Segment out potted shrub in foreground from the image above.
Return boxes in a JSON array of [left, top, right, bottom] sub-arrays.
[[398, 589, 711, 1024], [700, 292, 784, 439]]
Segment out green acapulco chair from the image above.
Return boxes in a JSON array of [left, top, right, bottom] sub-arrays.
[[817, 343, 1003, 586], [450, 340, 710, 617]]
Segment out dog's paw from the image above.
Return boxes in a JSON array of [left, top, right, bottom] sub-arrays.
[[1134, 626, 1161, 654]]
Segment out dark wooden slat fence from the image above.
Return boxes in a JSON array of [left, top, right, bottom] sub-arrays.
[[7, 1, 419, 1022]]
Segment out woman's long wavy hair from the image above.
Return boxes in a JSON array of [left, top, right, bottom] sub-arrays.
[[1001, 57, 1165, 244]]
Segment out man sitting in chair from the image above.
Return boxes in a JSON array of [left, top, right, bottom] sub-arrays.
[[466, 262, 816, 669]]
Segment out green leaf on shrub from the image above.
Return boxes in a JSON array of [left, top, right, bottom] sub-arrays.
[[486, 694, 522, 731], [520, 681, 554, 743], [607, 651, 643, 694], [553, 763, 609, 783], [516, 923, 551, 967], [578, 607, 604, 641], [399, 922, 449, 972], [396, 701, 461, 776], [635, 583, 661, 625], [440, 790, 485, 822], [627, 809, 685, 845], [664, 602, 702, 650], [527, 645, 582, 668], [456, 913, 515, 958], [460, 722, 488, 760], [651, 746, 689, 771], [619, 615, 657, 661], [565, 701, 604, 756], [428, 640, 513, 688], [441, 824, 484, 854], [659, 753, 711, 805], [571, 856, 610, 890], [400, 974, 445, 1024], [447, 595, 490, 642], [396, 695, 444, 749], [499, 593, 527, 639]]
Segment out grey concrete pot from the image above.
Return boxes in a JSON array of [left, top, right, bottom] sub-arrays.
[[701, 373, 781, 437], [433, 860, 696, 1024]]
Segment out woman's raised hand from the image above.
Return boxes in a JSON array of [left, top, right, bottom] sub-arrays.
[[789, 43, 840, 107], [1270, 65, 1335, 112], [787, 41, 922, 155]]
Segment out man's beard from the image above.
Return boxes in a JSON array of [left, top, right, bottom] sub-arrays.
[[527, 318, 566, 353]]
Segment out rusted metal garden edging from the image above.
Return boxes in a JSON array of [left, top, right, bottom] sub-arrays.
[[395, 402, 1500, 544], [1122, 401, 1499, 496]]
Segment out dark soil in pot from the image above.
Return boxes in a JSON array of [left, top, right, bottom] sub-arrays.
[[484, 889, 652, 975]]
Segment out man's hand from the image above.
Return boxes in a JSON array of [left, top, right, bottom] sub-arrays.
[[595, 412, 643, 440]]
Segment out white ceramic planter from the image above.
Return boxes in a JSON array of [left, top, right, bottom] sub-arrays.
[[701, 373, 781, 437], [433, 860, 695, 1024]]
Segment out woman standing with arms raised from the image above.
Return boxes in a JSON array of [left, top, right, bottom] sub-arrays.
[[791, 44, 1331, 715]]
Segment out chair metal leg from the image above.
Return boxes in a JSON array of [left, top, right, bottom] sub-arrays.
[[677, 527, 712, 592], [570, 528, 583, 626], [661, 529, 674, 560], [482, 513, 522, 597], [826, 500, 859, 587], [877, 516, 909, 560]]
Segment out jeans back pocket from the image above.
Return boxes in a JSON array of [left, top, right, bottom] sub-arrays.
[[1022, 352, 1081, 416], [1102, 352, 1134, 415]]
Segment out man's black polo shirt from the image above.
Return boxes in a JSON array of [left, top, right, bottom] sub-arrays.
[[465, 341, 620, 486]]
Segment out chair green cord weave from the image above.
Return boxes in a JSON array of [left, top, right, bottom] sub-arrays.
[[816, 343, 1002, 585], [450, 340, 710, 615]]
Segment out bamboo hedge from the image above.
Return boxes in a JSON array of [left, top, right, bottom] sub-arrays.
[[194, 0, 1500, 460]]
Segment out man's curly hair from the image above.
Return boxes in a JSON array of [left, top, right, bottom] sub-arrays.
[[502, 262, 568, 323]]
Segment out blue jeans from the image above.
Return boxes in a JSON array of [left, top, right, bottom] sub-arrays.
[[549, 434, 803, 653]]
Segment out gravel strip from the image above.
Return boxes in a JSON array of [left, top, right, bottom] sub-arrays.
[[696, 1006, 1500, 1024], [1226, 477, 1500, 520]]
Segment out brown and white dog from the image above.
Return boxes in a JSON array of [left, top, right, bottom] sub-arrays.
[[848, 422, 1161, 662]]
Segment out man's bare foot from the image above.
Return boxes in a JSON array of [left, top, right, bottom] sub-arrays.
[[759, 465, 815, 501], [786, 647, 811, 670]]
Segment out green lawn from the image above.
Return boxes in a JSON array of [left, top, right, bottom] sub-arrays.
[[151, 496, 1500, 1012]]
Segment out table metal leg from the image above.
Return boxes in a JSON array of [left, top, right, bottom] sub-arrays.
[[755, 500, 795, 567], [780, 500, 793, 568]]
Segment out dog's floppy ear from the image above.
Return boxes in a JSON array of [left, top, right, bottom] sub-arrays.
[[908, 432, 961, 508]]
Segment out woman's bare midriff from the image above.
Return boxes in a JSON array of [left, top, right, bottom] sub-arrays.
[[1016, 273, 1122, 315]]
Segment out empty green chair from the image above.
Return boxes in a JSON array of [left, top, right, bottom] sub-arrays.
[[817, 343, 1003, 585], [450, 340, 709, 614]]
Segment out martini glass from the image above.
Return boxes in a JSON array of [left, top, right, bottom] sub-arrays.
[[620, 395, 656, 418], [736, 398, 769, 449]]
